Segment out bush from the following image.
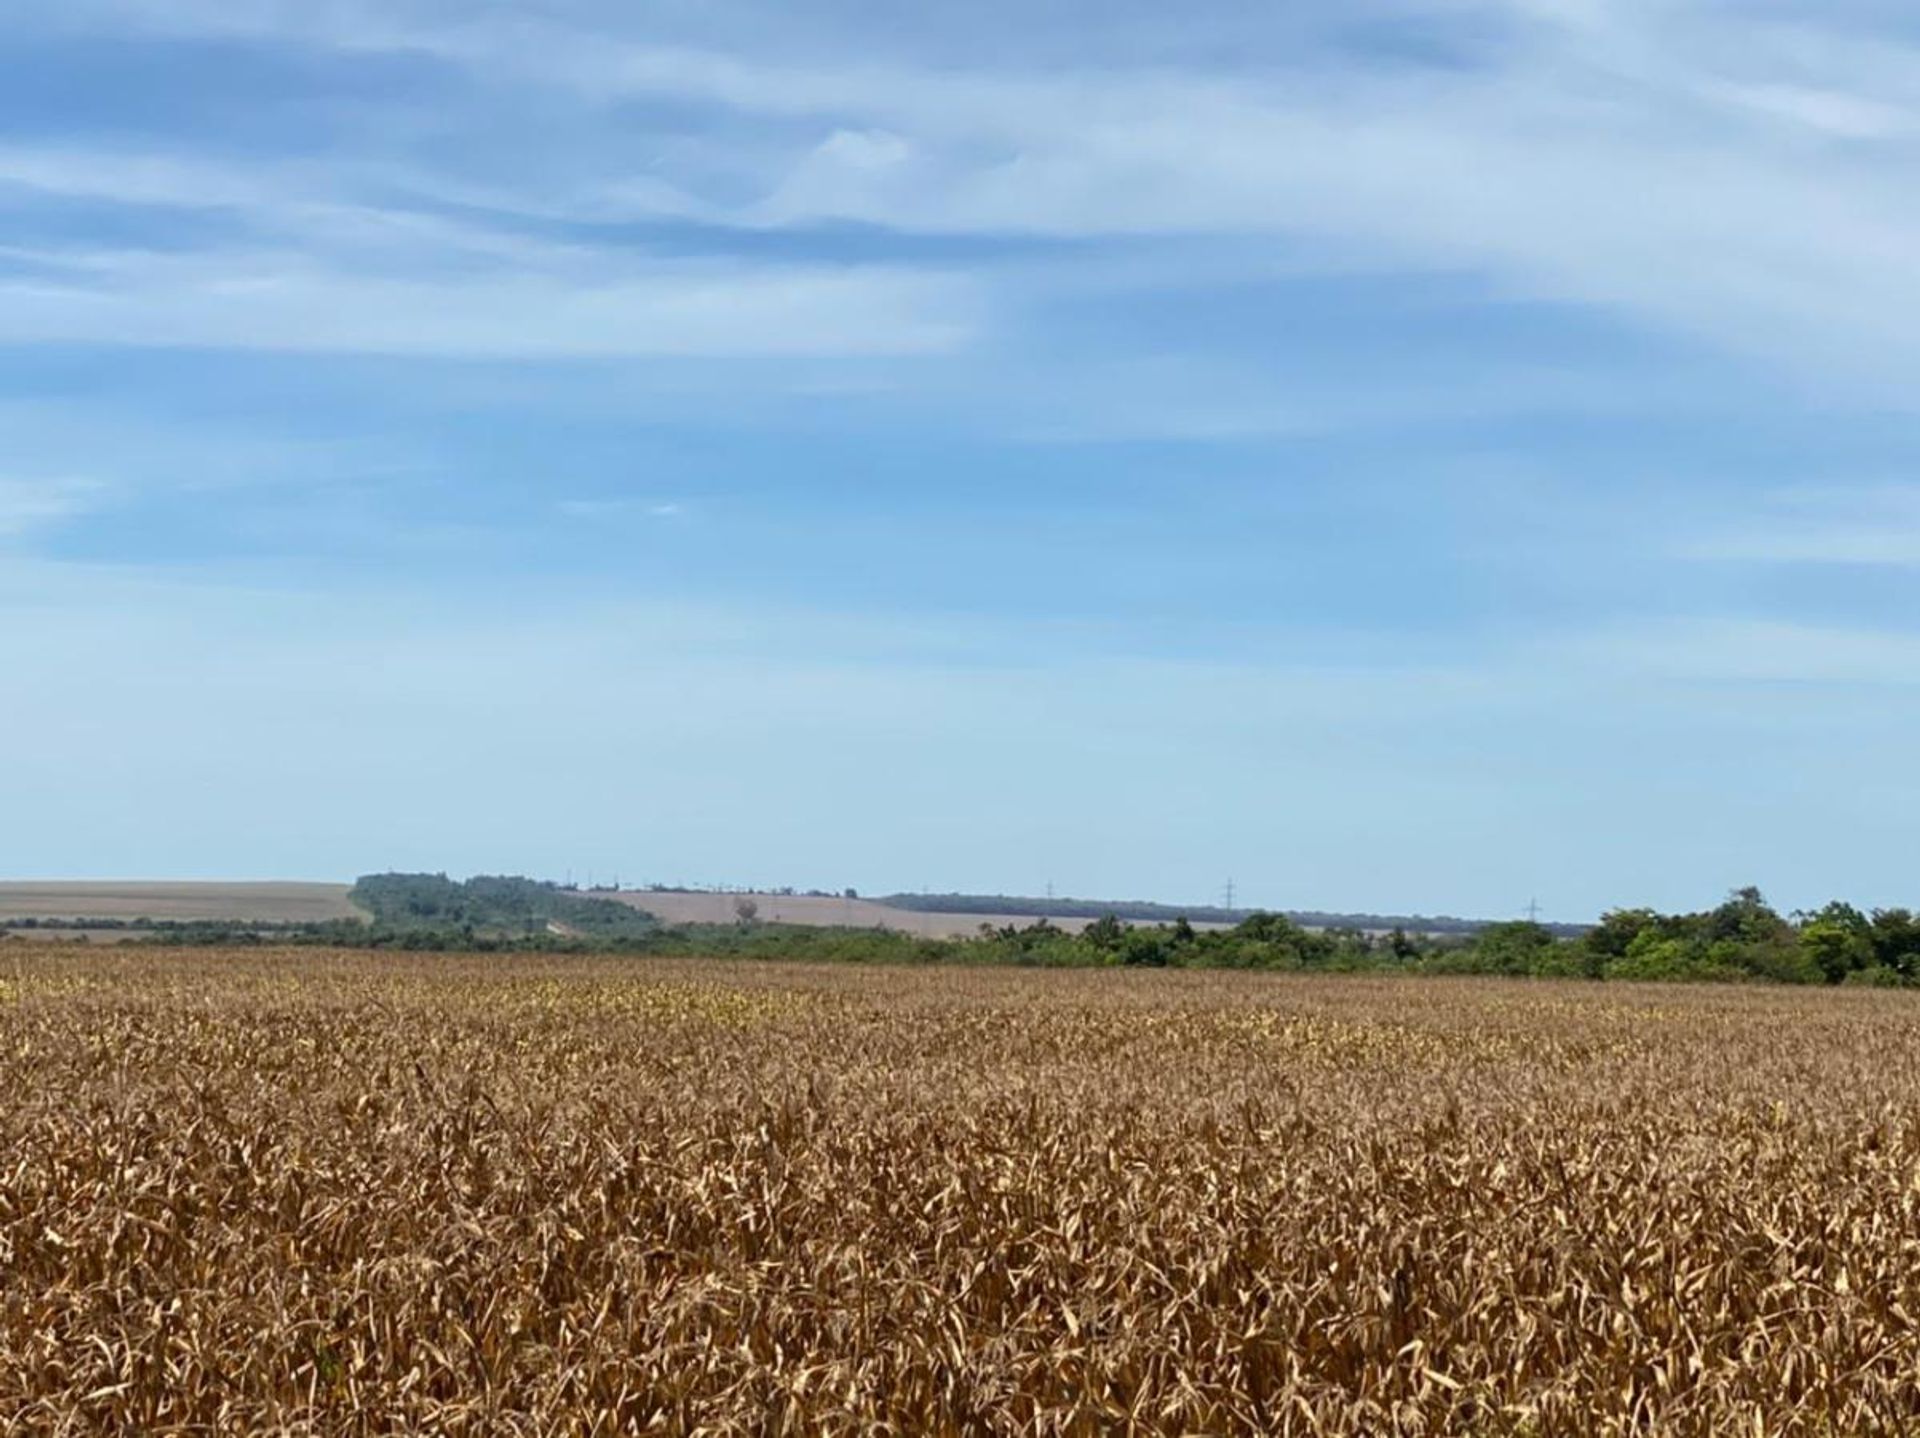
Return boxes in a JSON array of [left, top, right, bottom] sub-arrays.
[[1842, 965, 1907, 989], [1605, 936, 1742, 983]]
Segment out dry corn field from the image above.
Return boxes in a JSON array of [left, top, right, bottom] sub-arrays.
[[6, 949, 1920, 1433]]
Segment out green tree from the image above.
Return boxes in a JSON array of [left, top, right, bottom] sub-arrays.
[[1706, 887, 1791, 946], [1585, 908, 1659, 960], [1469, 920, 1559, 976], [1870, 909, 1920, 979], [1797, 902, 1874, 984], [1118, 929, 1173, 967], [1607, 929, 1707, 981]]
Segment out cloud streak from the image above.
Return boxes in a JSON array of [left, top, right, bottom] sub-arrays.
[[19, 1, 1920, 388], [0, 477, 103, 537], [1682, 486, 1920, 567], [0, 250, 974, 359]]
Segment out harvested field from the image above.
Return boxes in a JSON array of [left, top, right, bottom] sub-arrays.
[[0, 882, 1200, 939], [0, 881, 359, 925], [612, 889, 1086, 937], [4, 947, 1920, 1434]]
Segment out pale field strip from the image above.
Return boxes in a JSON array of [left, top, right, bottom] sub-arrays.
[[0, 881, 361, 923], [0, 881, 1235, 938], [607, 889, 1131, 937]]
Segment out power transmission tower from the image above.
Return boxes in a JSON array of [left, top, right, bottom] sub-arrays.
[[1223, 878, 1236, 912], [1525, 897, 1541, 923]]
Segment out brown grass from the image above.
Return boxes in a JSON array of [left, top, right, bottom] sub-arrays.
[[3, 946, 1919, 1433], [0, 881, 360, 924], [0, 881, 1102, 937]]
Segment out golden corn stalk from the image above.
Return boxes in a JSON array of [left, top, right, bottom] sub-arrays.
[[1, 944, 1917, 1435]]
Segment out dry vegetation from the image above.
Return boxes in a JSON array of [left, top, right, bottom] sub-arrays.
[[0, 882, 360, 925], [4, 946, 1920, 1434], [0, 881, 1070, 939]]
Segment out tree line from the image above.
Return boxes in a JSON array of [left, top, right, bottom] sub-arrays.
[[90, 878, 1920, 986], [347, 873, 659, 939], [878, 892, 1550, 937]]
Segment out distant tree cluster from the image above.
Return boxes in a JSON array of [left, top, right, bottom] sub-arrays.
[[1577, 888, 1920, 986], [870, 888, 1920, 985], [880, 892, 1569, 937], [348, 873, 657, 940], [96, 876, 1920, 988]]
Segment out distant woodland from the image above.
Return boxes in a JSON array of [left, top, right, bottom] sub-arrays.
[[348, 873, 657, 939], [880, 892, 1584, 938], [36, 876, 1918, 987]]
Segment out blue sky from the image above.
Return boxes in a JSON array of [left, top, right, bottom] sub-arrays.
[[6, 0, 1920, 919]]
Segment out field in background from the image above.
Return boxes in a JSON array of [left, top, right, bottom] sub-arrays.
[[609, 888, 1117, 936], [0, 881, 1098, 937], [4, 946, 1920, 1432], [0, 880, 360, 924]]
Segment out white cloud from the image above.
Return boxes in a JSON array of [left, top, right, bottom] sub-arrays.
[[290, 6, 1920, 391], [16, 1, 1920, 390], [0, 146, 277, 211], [558, 497, 686, 518], [1708, 83, 1912, 140], [1582, 617, 1920, 686], [0, 252, 974, 358], [0, 135, 960, 359], [0, 478, 104, 537], [1681, 485, 1920, 566], [0, 141, 705, 244]]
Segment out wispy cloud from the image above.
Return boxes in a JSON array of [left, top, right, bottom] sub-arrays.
[[1681, 486, 1920, 566], [1583, 617, 1920, 686], [0, 250, 974, 358], [11, 0, 1920, 912], [559, 498, 686, 519], [23, 1, 1920, 389], [0, 477, 104, 537], [0, 128, 965, 359]]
